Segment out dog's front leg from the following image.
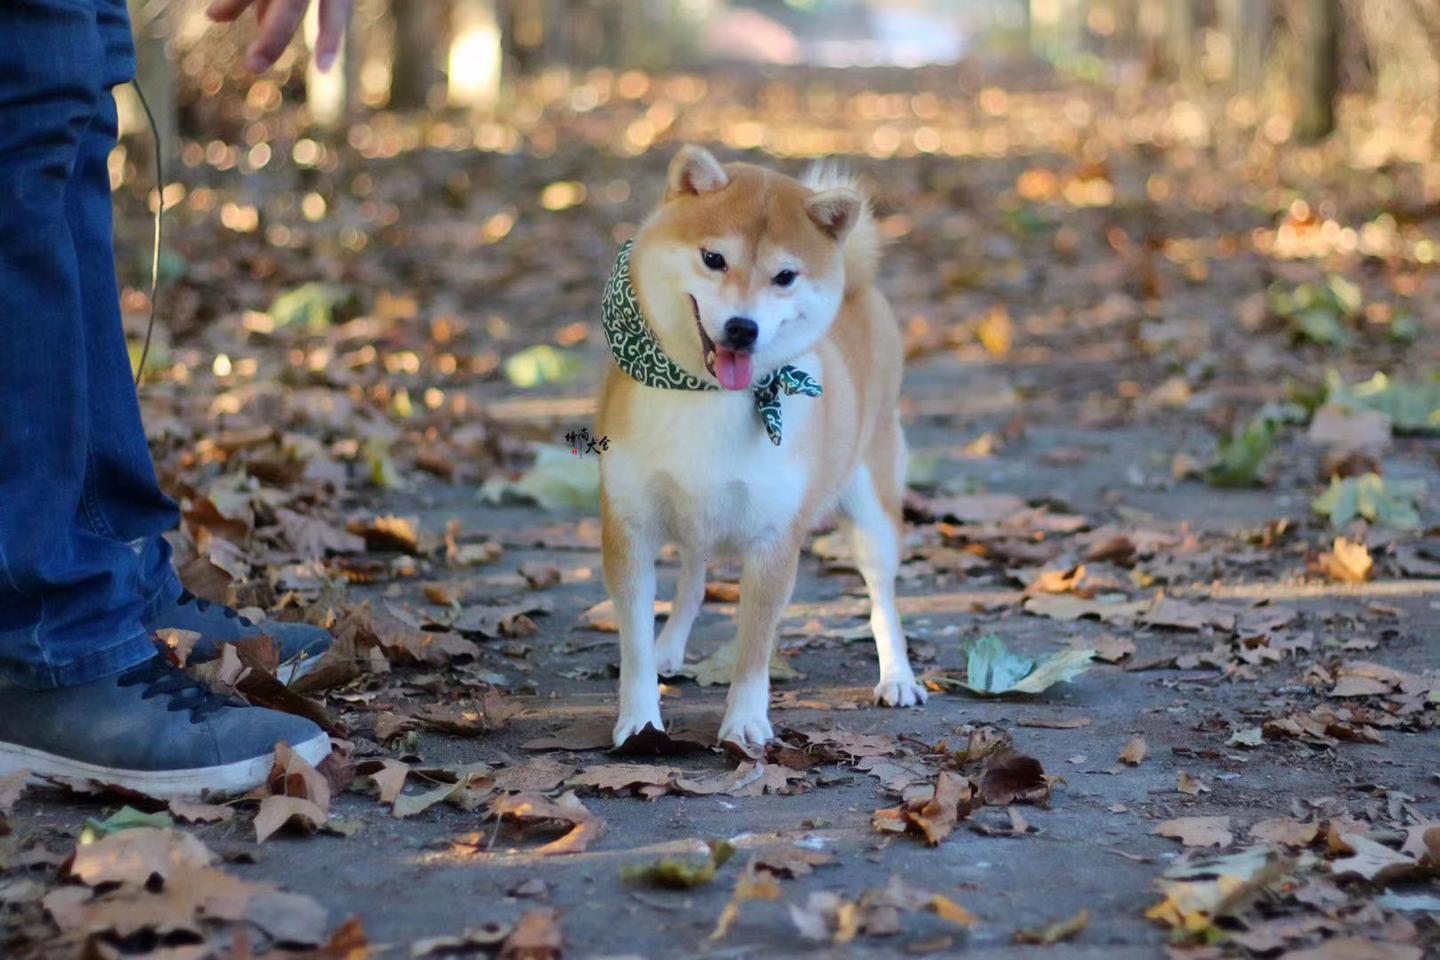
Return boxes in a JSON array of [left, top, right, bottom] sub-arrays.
[[717, 534, 800, 756], [604, 507, 663, 747]]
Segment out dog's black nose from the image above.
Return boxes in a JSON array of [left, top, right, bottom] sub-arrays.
[[723, 316, 758, 350]]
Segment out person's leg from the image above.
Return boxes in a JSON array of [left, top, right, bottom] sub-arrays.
[[68, 0, 184, 625], [73, 0, 331, 677], [0, 0, 156, 689], [0, 0, 329, 796]]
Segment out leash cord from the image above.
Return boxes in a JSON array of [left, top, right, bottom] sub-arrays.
[[131, 78, 163, 387]]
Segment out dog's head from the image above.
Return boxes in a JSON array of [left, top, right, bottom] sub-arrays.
[[629, 146, 861, 391]]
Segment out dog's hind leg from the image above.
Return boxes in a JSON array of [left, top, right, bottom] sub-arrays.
[[656, 550, 705, 675], [604, 505, 664, 747], [717, 535, 801, 755], [839, 429, 927, 708]]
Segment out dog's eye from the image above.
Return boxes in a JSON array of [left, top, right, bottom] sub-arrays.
[[701, 249, 727, 272], [773, 269, 797, 288]]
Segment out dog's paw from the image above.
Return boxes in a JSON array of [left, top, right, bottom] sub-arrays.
[[654, 645, 686, 677], [717, 710, 774, 758], [874, 674, 929, 708], [613, 709, 665, 749]]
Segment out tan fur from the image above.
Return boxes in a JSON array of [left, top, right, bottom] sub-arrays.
[[598, 147, 922, 752]]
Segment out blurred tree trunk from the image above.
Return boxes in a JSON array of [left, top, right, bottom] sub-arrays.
[[127, 0, 179, 177], [1218, 0, 1268, 89], [391, 1, 441, 110], [1165, 0, 1198, 83], [449, 0, 502, 110], [503, 0, 546, 77], [1403, 0, 1440, 148], [1295, 0, 1339, 140], [305, 1, 355, 133]]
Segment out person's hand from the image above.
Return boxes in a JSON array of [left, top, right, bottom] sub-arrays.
[[207, 0, 353, 75]]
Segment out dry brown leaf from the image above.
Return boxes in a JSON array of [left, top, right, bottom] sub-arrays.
[[566, 762, 681, 796], [519, 563, 561, 590], [872, 771, 975, 845], [499, 908, 563, 960], [1278, 939, 1421, 960], [710, 860, 782, 941], [491, 758, 576, 794], [1318, 537, 1373, 583], [268, 741, 332, 812], [1119, 735, 1148, 766], [347, 514, 422, 554], [355, 759, 410, 805], [489, 791, 603, 856], [1154, 816, 1233, 848], [1330, 833, 1423, 882], [978, 751, 1052, 806], [276, 508, 365, 557], [1015, 908, 1088, 944], [67, 828, 216, 886], [1024, 564, 1088, 595], [752, 846, 835, 878], [254, 795, 327, 843], [0, 770, 27, 815], [1249, 818, 1319, 848], [168, 799, 236, 824]]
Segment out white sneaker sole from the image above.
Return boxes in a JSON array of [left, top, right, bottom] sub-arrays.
[[0, 731, 331, 800]]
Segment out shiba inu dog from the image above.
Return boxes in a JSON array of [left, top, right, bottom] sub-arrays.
[[597, 145, 926, 755]]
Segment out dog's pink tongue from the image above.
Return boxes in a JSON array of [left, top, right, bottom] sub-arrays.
[[715, 347, 753, 391]]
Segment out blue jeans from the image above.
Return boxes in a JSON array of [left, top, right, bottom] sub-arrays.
[[0, 0, 182, 689]]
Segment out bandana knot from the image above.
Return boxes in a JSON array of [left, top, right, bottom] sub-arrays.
[[601, 240, 821, 446]]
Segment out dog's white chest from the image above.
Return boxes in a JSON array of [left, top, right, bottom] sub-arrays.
[[603, 381, 815, 553]]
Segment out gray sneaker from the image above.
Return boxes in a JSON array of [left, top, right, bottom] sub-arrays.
[[0, 653, 330, 799], [147, 589, 333, 683]]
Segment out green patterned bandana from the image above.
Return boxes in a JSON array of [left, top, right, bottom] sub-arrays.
[[601, 240, 821, 446]]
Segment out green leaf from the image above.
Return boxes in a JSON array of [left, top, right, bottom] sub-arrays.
[[1326, 370, 1440, 436], [503, 345, 585, 389], [268, 282, 352, 333], [678, 636, 802, 687], [1206, 415, 1276, 488], [935, 634, 1094, 697], [1312, 473, 1424, 530], [623, 840, 736, 889], [83, 806, 175, 839], [480, 445, 600, 511]]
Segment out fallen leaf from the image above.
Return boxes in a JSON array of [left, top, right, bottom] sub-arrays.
[[1015, 908, 1088, 944], [1119, 735, 1148, 765], [1145, 848, 1286, 933], [1154, 816, 1233, 848], [67, 828, 215, 886], [1250, 818, 1319, 848], [1330, 833, 1423, 882], [624, 839, 735, 889], [979, 751, 1052, 806], [346, 514, 423, 553], [411, 923, 512, 958], [254, 796, 327, 842], [710, 860, 782, 941], [873, 771, 976, 845], [499, 908, 563, 960], [679, 635, 802, 686], [489, 791, 603, 856], [929, 634, 1093, 696], [1318, 537, 1373, 583], [1278, 939, 1421, 960], [168, 799, 235, 824]]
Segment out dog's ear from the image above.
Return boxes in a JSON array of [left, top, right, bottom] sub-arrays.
[[667, 145, 728, 197], [805, 187, 862, 241]]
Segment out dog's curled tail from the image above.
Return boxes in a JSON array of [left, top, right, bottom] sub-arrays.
[[802, 161, 879, 292]]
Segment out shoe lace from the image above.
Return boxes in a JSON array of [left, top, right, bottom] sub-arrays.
[[117, 656, 233, 722], [177, 589, 254, 627]]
